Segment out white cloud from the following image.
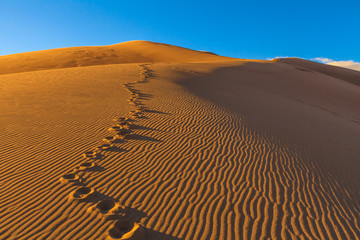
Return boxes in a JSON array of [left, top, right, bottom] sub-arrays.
[[267, 56, 293, 60], [312, 57, 360, 71], [327, 60, 360, 71], [312, 57, 333, 63]]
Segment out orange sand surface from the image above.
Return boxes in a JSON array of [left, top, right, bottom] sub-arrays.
[[0, 41, 359, 239]]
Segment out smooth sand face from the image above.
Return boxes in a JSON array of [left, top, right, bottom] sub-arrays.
[[0, 41, 360, 239]]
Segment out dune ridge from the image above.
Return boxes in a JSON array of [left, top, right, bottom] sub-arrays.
[[273, 57, 360, 86], [0, 41, 235, 75]]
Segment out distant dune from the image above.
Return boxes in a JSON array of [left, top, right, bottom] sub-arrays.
[[0, 41, 359, 239], [0, 40, 235, 75], [273, 57, 360, 86]]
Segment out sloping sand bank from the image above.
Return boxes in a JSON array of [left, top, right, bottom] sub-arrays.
[[0, 40, 235, 75], [0, 42, 359, 239]]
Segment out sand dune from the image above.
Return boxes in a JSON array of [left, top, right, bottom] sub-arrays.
[[0, 41, 359, 239], [0, 41, 235, 75], [273, 57, 360, 86]]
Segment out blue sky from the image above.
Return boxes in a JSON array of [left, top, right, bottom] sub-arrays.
[[1, 0, 359, 65]]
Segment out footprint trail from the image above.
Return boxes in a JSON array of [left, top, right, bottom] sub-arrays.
[[59, 64, 152, 239]]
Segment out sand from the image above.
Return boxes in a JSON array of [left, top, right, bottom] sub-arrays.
[[0, 41, 359, 239]]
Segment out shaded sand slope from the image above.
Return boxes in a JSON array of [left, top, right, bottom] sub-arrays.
[[0, 43, 360, 239], [273, 57, 360, 86], [0, 40, 235, 75], [173, 60, 360, 184], [148, 62, 360, 239]]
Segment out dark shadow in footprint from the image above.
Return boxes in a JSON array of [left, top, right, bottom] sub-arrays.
[[108, 220, 141, 239], [87, 196, 145, 224], [146, 230, 182, 240], [71, 190, 113, 203], [116, 122, 131, 129], [83, 153, 103, 160], [83, 150, 103, 159], [126, 134, 161, 142], [108, 222, 181, 240], [106, 207, 148, 239], [88, 198, 127, 219], [132, 96, 148, 101], [112, 138, 127, 144], [140, 97, 151, 101], [132, 102, 145, 107], [69, 186, 97, 202], [124, 207, 147, 223], [113, 117, 129, 122], [106, 146, 127, 153], [103, 136, 123, 144], [95, 144, 114, 151], [135, 93, 152, 99], [96, 199, 116, 214], [60, 173, 81, 184], [76, 163, 105, 172], [79, 162, 96, 170], [87, 165, 105, 172]]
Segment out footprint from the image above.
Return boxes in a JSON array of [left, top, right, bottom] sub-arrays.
[[134, 109, 143, 114], [116, 119, 129, 124], [116, 122, 131, 130], [96, 199, 116, 213], [113, 117, 129, 122], [78, 162, 96, 171], [95, 144, 114, 151], [108, 220, 145, 240], [109, 126, 121, 132], [136, 106, 147, 112], [88, 199, 127, 219], [115, 133, 126, 140], [83, 151, 101, 159], [130, 111, 143, 118], [118, 129, 132, 135], [60, 173, 80, 184], [114, 129, 131, 139], [129, 110, 138, 115], [103, 136, 117, 143], [69, 186, 96, 201]]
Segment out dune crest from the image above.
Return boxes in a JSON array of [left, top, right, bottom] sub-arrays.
[[0, 40, 235, 75], [273, 57, 360, 86]]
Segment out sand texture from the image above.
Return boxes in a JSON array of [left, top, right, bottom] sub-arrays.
[[0, 41, 360, 239]]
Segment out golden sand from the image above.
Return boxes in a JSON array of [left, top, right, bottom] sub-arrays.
[[0, 41, 359, 239]]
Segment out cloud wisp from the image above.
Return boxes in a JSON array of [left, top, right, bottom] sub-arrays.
[[312, 57, 360, 71]]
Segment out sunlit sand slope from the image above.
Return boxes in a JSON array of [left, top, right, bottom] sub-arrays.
[[0, 42, 359, 240], [0, 40, 234, 75]]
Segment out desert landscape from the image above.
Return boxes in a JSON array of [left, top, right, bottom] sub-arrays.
[[0, 40, 360, 240]]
